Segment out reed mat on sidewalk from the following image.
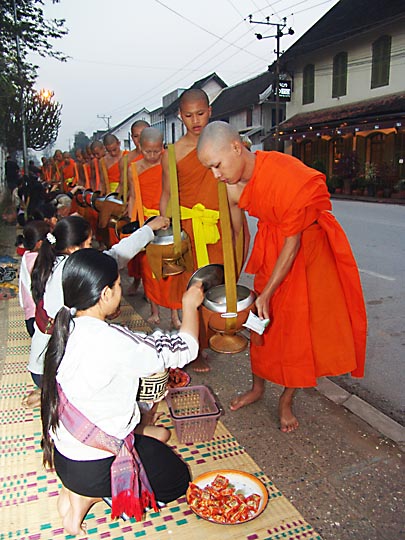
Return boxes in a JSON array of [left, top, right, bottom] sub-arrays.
[[0, 297, 321, 540]]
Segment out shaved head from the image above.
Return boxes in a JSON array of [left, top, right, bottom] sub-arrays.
[[90, 140, 103, 151], [197, 121, 241, 155], [103, 133, 119, 146], [131, 120, 150, 134], [197, 121, 254, 185], [140, 127, 163, 146], [179, 88, 209, 110]]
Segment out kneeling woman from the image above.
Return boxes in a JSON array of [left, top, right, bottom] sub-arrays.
[[41, 249, 203, 535]]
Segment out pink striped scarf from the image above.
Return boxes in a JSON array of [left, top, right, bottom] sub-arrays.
[[57, 383, 158, 521]]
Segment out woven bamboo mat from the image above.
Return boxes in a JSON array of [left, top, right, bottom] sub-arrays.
[[0, 297, 321, 540]]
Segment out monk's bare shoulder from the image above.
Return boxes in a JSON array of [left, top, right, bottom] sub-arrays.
[[173, 135, 196, 162]]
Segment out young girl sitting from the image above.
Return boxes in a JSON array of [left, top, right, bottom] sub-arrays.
[[17, 220, 50, 337], [25, 214, 169, 408], [41, 248, 203, 535]]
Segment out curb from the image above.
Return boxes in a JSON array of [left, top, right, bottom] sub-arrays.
[[331, 194, 405, 206], [316, 378, 405, 445]]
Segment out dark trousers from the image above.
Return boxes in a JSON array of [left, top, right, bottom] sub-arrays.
[[54, 434, 190, 503]]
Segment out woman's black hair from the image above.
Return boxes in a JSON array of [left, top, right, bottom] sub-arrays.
[[31, 215, 91, 305], [41, 249, 119, 469], [15, 220, 50, 250]]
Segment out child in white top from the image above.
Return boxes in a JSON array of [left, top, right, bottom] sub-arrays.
[[17, 221, 50, 336]]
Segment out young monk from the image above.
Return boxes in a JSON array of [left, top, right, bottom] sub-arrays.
[[99, 134, 127, 195], [121, 120, 150, 296], [197, 121, 367, 432], [160, 88, 225, 370], [128, 127, 179, 326], [61, 152, 79, 193], [52, 150, 64, 190]]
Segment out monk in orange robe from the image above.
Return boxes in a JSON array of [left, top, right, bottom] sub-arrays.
[[61, 152, 79, 193], [198, 121, 367, 432], [98, 134, 128, 246], [51, 150, 64, 190], [121, 120, 150, 296], [160, 89, 226, 371], [129, 127, 176, 323]]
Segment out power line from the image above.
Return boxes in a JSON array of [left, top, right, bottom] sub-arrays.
[[152, 0, 267, 62]]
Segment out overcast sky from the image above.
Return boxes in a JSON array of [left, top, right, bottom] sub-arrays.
[[32, 0, 339, 150]]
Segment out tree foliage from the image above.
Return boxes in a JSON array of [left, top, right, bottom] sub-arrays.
[[72, 131, 91, 153], [4, 90, 62, 152], [0, 0, 68, 152]]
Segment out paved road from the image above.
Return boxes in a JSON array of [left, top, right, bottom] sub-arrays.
[[242, 200, 405, 424]]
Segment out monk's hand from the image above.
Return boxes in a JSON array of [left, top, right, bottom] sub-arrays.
[[255, 291, 271, 320], [147, 216, 170, 231], [182, 282, 204, 310]]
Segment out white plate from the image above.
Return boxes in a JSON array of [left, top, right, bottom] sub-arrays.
[[187, 469, 268, 525]]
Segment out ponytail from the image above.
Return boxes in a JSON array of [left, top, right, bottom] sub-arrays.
[[41, 306, 73, 469], [31, 216, 91, 305]]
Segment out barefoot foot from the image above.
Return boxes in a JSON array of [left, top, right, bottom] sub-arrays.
[[230, 387, 264, 411], [147, 314, 160, 325], [189, 354, 210, 372], [22, 388, 41, 409], [279, 389, 299, 433], [127, 278, 141, 296]]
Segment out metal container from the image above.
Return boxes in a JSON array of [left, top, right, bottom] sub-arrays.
[[187, 264, 224, 292], [152, 225, 187, 245], [203, 284, 256, 313]]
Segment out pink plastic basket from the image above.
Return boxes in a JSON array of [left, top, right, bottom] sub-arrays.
[[166, 385, 221, 443]]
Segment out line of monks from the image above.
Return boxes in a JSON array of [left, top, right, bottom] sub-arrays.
[[39, 89, 229, 372]]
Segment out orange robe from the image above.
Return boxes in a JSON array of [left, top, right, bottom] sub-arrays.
[[127, 154, 144, 280], [164, 148, 224, 311], [135, 164, 173, 308], [61, 159, 78, 192], [239, 151, 367, 388]]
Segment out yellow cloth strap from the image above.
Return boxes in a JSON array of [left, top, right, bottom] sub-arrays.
[[130, 162, 145, 225], [168, 144, 182, 258], [218, 182, 238, 331], [100, 158, 110, 193], [179, 204, 220, 268], [122, 154, 128, 203], [143, 206, 159, 218]]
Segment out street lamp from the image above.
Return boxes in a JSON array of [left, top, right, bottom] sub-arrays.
[[38, 89, 54, 101]]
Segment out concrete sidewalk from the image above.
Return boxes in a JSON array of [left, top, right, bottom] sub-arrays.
[[123, 272, 404, 540]]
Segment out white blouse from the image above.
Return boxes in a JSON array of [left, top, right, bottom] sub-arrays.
[[28, 225, 154, 375], [53, 316, 198, 461]]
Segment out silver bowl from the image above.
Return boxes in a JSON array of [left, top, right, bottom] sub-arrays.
[[203, 284, 256, 313], [152, 225, 187, 245], [187, 264, 224, 292]]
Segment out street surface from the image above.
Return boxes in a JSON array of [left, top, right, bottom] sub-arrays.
[[242, 200, 405, 425]]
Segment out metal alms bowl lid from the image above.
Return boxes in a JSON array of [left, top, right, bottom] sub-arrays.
[[186, 264, 224, 292], [152, 224, 188, 245]]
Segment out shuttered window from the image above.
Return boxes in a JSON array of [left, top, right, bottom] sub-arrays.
[[303, 64, 315, 105], [332, 52, 348, 98], [371, 35, 391, 88]]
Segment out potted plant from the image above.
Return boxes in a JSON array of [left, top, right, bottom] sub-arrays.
[[391, 179, 405, 199], [333, 152, 359, 195], [364, 162, 378, 197]]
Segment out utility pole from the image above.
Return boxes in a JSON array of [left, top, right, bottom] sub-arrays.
[[12, 0, 28, 174], [249, 15, 294, 150], [97, 114, 112, 130]]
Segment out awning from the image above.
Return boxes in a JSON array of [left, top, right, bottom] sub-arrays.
[[239, 126, 262, 137], [279, 92, 405, 134]]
